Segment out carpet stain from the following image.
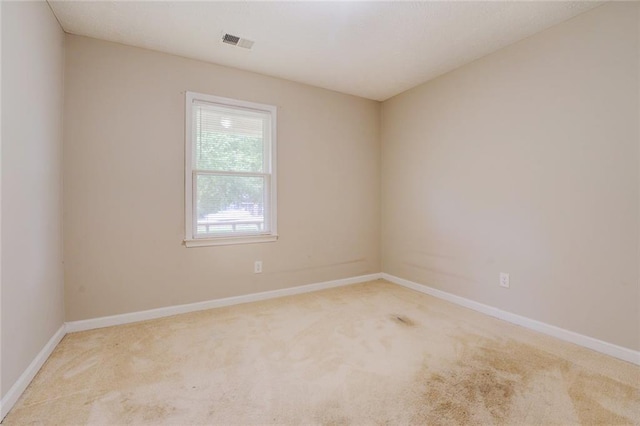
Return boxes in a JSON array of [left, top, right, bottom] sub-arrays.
[[566, 370, 640, 425], [391, 314, 415, 327], [413, 338, 638, 425]]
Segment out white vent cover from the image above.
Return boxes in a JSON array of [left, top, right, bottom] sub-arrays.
[[222, 33, 254, 50]]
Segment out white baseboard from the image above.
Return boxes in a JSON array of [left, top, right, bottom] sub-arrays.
[[66, 273, 383, 333], [4, 271, 636, 423], [382, 273, 640, 366], [0, 324, 66, 420], [0, 274, 382, 421]]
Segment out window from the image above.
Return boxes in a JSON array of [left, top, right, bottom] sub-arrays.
[[184, 92, 277, 247]]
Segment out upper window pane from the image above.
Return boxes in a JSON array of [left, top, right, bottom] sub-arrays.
[[194, 102, 267, 173]]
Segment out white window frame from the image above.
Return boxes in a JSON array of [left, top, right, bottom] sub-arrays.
[[184, 91, 277, 247]]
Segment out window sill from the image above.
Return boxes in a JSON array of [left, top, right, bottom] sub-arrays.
[[184, 234, 278, 248]]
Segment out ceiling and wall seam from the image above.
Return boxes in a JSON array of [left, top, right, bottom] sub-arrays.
[[47, 1, 603, 101]]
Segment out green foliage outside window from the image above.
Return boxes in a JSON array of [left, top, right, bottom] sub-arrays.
[[195, 131, 265, 218]]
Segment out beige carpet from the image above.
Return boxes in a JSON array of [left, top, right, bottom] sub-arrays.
[[3, 280, 639, 425]]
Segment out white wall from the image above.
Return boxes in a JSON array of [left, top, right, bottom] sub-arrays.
[[1, 1, 65, 398], [381, 3, 639, 351], [63, 35, 380, 321]]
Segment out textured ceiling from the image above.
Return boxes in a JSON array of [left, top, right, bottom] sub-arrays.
[[49, 1, 603, 101]]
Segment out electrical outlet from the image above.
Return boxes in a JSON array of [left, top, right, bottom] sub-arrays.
[[254, 261, 262, 274], [500, 272, 510, 288]]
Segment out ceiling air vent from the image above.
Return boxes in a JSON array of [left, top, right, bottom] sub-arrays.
[[222, 33, 254, 50]]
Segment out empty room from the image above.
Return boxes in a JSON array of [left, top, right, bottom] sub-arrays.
[[1, 0, 639, 424]]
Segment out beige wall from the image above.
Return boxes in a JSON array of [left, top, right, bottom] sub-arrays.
[[382, 3, 640, 351], [57, 3, 639, 353], [63, 35, 380, 321], [1, 1, 65, 398]]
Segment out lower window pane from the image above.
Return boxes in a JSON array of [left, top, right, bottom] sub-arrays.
[[195, 174, 266, 236]]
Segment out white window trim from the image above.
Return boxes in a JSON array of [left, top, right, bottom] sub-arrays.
[[184, 91, 278, 247]]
